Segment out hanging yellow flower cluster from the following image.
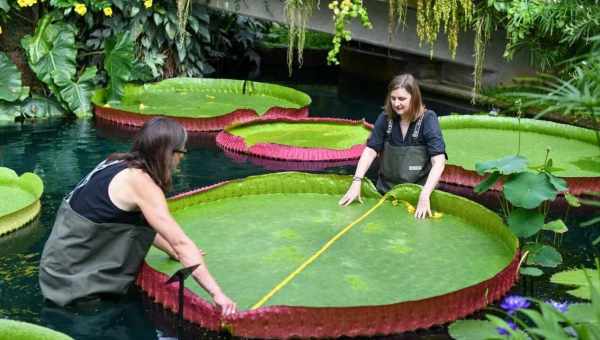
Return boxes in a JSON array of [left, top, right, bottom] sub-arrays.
[[17, 0, 37, 7], [103, 7, 113, 17], [415, 0, 473, 58], [326, 0, 372, 65], [144, 0, 153, 9], [284, 0, 320, 75]]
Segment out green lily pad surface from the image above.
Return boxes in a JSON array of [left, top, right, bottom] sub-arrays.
[[0, 167, 43, 235], [92, 78, 311, 118], [145, 173, 517, 310], [441, 115, 600, 177], [0, 319, 73, 340], [227, 121, 371, 149]]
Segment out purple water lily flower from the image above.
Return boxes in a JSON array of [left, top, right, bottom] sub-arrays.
[[500, 295, 531, 315], [546, 299, 569, 313], [496, 320, 518, 335]]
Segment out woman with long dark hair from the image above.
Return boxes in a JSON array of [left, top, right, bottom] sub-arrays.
[[39, 117, 236, 315], [339, 74, 447, 218]]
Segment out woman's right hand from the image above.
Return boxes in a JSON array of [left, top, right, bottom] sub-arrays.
[[338, 181, 363, 206], [213, 292, 237, 316]]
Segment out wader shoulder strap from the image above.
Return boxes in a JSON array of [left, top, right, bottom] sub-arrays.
[[385, 118, 393, 141], [385, 114, 424, 142], [65, 160, 123, 203], [411, 114, 425, 142]]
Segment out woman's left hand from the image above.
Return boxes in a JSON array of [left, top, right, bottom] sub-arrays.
[[414, 192, 432, 219]]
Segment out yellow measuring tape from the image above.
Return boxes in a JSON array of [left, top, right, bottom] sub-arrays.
[[251, 196, 388, 310]]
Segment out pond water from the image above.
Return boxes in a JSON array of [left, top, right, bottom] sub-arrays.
[[0, 82, 598, 340]]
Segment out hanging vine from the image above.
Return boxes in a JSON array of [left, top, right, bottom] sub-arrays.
[[413, 0, 473, 58], [388, 0, 408, 38], [284, 0, 319, 76], [176, 0, 191, 42], [472, 11, 493, 101], [326, 0, 372, 65]]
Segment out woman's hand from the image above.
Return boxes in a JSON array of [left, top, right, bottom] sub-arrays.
[[213, 292, 237, 316], [339, 181, 363, 206], [414, 191, 432, 219]]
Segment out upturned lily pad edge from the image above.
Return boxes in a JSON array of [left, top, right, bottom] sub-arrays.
[[137, 172, 520, 338], [0, 167, 44, 236]]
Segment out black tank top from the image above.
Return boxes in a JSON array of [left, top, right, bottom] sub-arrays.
[[70, 163, 145, 225]]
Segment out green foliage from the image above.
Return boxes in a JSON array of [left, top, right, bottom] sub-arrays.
[[0, 52, 29, 102], [0, 319, 72, 340], [263, 22, 333, 49], [104, 33, 133, 102], [326, 0, 372, 65], [20, 15, 99, 117], [551, 268, 600, 300], [448, 319, 500, 339], [475, 151, 569, 276]]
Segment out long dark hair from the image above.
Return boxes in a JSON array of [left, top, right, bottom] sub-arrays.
[[108, 117, 187, 192], [383, 73, 425, 122]]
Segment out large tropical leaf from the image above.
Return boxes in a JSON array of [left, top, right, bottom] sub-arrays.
[[20, 16, 77, 87], [0, 52, 28, 102], [55, 67, 97, 117], [504, 172, 559, 209], [104, 32, 134, 102], [0, 101, 22, 123], [0, 0, 9, 11], [21, 95, 66, 119]]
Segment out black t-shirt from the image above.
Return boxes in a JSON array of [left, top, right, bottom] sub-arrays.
[[70, 163, 145, 225], [366, 110, 446, 158]]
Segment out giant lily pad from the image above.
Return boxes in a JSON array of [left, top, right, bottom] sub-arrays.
[[138, 172, 519, 338], [0, 167, 44, 236], [0, 319, 73, 340], [441, 115, 600, 195], [217, 117, 371, 162], [92, 78, 311, 131]]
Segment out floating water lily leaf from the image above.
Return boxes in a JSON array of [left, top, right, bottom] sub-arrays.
[[507, 208, 544, 237], [520, 266, 543, 277], [475, 155, 528, 175], [504, 172, 558, 209], [551, 269, 599, 300], [448, 319, 499, 340], [543, 219, 568, 234], [0, 319, 73, 340], [0, 52, 27, 102], [525, 244, 562, 268]]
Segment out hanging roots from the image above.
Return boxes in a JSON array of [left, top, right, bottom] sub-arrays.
[[388, 0, 408, 40], [472, 13, 492, 102], [285, 0, 319, 76], [177, 0, 192, 43]]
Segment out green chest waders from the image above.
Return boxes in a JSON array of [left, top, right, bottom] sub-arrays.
[[39, 160, 156, 307], [376, 116, 431, 193]]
